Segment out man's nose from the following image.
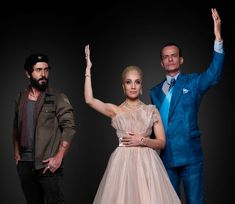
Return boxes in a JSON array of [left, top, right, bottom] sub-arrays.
[[168, 56, 173, 61], [41, 69, 47, 76]]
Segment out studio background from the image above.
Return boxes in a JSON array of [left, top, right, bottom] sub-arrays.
[[0, 2, 233, 204]]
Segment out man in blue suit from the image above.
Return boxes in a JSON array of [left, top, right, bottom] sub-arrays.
[[150, 8, 224, 204]]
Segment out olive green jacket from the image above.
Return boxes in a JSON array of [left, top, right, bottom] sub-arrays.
[[13, 87, 76, 169]]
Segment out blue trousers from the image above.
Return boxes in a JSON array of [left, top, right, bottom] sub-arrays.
[[17, 161, 65, 204], [166, 161, 204, 204]]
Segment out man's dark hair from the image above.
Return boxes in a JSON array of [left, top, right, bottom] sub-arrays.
[[160, 42, 183, 60]]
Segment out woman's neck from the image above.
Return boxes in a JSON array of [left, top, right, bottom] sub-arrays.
[[123, 98, 143, 110]]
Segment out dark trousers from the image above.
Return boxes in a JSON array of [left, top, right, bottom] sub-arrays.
[[17, 161, 65, 204], [166, 161, 204, 204]]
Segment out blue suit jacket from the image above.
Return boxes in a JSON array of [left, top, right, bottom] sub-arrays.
[[150, 51, 224, 168]]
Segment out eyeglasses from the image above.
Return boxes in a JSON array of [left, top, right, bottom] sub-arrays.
[[33, 67, 50, 74]]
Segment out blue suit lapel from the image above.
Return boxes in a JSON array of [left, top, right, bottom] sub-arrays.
[[150, 81, 165, 109], [168, 74, 187, 120]]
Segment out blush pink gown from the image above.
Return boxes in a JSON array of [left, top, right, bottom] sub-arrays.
[[93, 104, 181, 204]]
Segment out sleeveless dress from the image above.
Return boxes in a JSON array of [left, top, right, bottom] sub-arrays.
[[93, 104, 181, 204]]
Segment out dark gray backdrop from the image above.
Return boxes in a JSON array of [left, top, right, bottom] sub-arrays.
[[0, 2, 233, 204]]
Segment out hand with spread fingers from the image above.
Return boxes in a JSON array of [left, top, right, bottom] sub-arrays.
[[42, 155, 63, 174], [121, 132, 144, 147]]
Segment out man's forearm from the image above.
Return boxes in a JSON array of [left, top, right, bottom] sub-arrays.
[[56, 141, 70, 158]]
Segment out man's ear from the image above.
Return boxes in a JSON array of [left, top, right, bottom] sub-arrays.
[[25, 70, 30, 78], [180, 57, 184, 65]]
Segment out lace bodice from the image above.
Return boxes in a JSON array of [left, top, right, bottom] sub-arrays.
[[111, 104, 160, 145]]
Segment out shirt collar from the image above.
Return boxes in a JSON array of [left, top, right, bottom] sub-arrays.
[[166, 72, 180, 84]]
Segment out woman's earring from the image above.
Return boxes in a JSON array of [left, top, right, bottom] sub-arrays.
[[140, 89, 143, 95]]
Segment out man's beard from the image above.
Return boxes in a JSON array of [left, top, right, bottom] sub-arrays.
[[30, 76, 49, 91]]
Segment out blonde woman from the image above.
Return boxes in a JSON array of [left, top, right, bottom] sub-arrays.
[[84, 45, 181, 204]]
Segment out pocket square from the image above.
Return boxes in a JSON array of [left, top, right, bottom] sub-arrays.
[[183, 88, 189, 94]]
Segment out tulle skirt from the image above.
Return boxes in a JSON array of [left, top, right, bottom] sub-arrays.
[[93, 147, 181, 204]]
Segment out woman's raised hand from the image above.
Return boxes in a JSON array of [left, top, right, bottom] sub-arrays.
[[85, 44, 92, 69]]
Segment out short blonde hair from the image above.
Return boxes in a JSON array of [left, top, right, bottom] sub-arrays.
[[121, 65, 143, 83]]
